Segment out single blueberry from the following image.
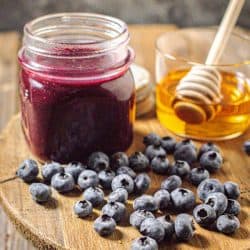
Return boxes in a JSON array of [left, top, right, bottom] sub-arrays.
[[161, 136, 176, 154], [205, 192, 228, 216], [133, 195, 158, 212], [83, 187, 104, 207], [134, 173, 151, 194], [224, 181, 240, 200], [170, 160, 190, 178], [29, 183, 52, 202], [161, 175, 182, 192], [98, 169, 115, 189], [41, 162, 64, 183], [93, 215, 116, 236], [87, 152, 109, 172], [131, 236, 158, 250], [225, 199, 241, 216], [157, 214, 174, 240], [73, 200, 93, 218], [175, 139, 196, 151], [102, 201, 126, 223], [108, 188, 128, 204], [198, 142, 220, 159], [130, 210, 155, 229], [140, 218, 165, 242], [216, 214, 240, 234], [200, 151, 223, 172], [17, 159, 39, 183], [151, 156, 169, 175], [143, 133, 161, 146], [111, 174, 134, 194], [197, 178, 224, 201], [110, 152, 129, 170], [51, 173, 75, 193], [77, 170, 99, 190], [174, 145, 197, 165], [189, 167, 210, 186], [129, 152, 150, 172], [153, 189, 170, 211], [144, 145, 166, 161], [193, 204, 217, 227], [116, 166, 136, 179], [243, 140, 250, 155], [174, 213, 195, 241], [65, 162, 86, 181]]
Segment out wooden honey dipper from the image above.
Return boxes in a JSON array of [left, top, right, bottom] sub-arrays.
[[173, 0, 245, 124]]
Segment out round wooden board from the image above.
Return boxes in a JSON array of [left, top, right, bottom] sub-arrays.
[[0, 115, 249, 250]]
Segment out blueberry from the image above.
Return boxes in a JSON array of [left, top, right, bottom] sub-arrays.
[[87, 152, 109, 172], [189, 167, 210, 186], [98, 169, 115, 189], [224, 181, 240, 200], [65, 162, 86, 181], [102, 201, 126, 223], [134, 173, 151, 194], [77, 170, 99, 190], [225, 199, 241, 216], [198, 142, 220, 158], [83, 187, 104, 207], [130, 210, 155, 229], [116, 166, 136, 179], [205, 192, 228, 216], [161, 136, 176, 154], [174, 213, 195, 241], [143, 133, 161, 146], [73, 200, 93, 218], [175, 139, 196, 151], [41, 162, 64, 183], [51, 173, 75, 193], [193, 204, 216, 227], [153, 189, 170, 211], [108, 188, 128, 203], [170, 188, 195, 211], [131, 236, 158, 250], [144, 145, 166, 161], [197, 178, 224, 201], [174, 145, 197, 165], [170, 160, 190, 178], [111, 174, 134, 194], [110, 152, 129, 170], [29, 183, 52, 202], [161, 175, 182, 192], [93, 214, 116, 236], [157, 214, 174, 240], [151, 156, 169, 175], [216, 214, 240, 234], [133, 195, 158, 212], [243, 140, 250, 155], [140, 218, 165, 242], [129, 152, 150, 172], [17, 159, 39, 183], [200, 151, 223, 172]]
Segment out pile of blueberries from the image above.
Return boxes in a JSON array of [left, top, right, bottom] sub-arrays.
[[16, 133, 241, 250]]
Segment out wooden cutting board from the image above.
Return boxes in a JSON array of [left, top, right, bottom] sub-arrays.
[[0, 115, 249, 250]]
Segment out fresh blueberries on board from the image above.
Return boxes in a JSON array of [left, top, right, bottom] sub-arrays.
[[77, 170, 99, 190], [41, 162, 64, 183], [102, 201, 126, 223], [93, 214, 116, 236], [87, 152, 109, 172], [157, 214, 175, 240], [134, 173, 151, 194], [98, 169, 115, 189], [153, 189, 170, 211], [174, 213, 195, 241], [51, 173, 75, 193], [200, 151, 223, 172], [108, 188, 128, 204], [144, 144, 166, 161], [216, 214, 240, 234], [131, 236, 158, 250], [151, 156, 169, 175], [175, 139, 196, 151], [225, 199, 241, 216], [65, 162, 86, 181], [204, 192, 228, 216], [160, 136, 176, 154], [73, 200, 93, 218], [161, 175, 182, 192], [143, 133, 161, 147], [224, 181, 240, 200], [29, 183, 52, 202], [140, 218, 165, 242], [133, 195, 158, 212], [198, 142, 220, 159], [116, 166, 136, 179], [111, 174, 134, 194], [243, 140, 250, 155], [197, 178, 224, 201], [189, 167, 210, 186], [129, 209, 155, 229], [17, 159, 39, 183], [170, 160, 190, 178], [170, 188, 196, 211], [129, 152, 150, 172], [174, 144, 197, 165], [193, 204, 217, 227], [110, 152, 129, 170], [83, 187, 104, 207]]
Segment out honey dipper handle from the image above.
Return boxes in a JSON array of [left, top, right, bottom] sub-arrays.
[[206, 0, 245, 65]]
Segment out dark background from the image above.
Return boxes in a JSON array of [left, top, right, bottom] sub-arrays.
[[0, 0, 249, 31]]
